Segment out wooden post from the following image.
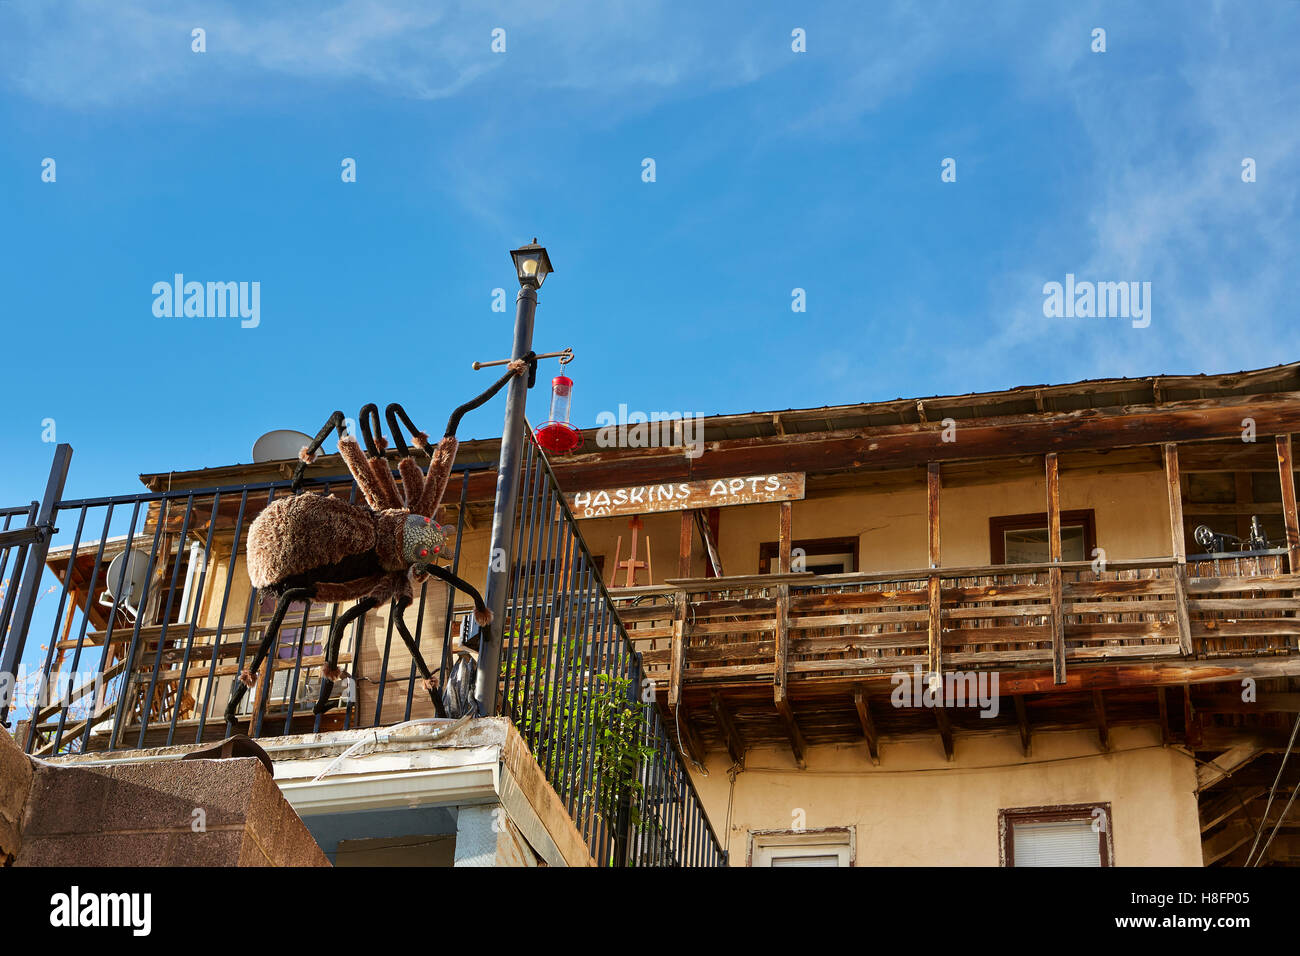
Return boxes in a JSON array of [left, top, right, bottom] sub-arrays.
[[773, 583, 790, 708], [927, 462, 941, 569], [678, 510, 693, 579], [927, 463, 942, 679], [1164, 443, 1186, 561], [1046, 453, 1066, 685], [779, 500, 792, 574], [1164, 444, 1194, 656], [1277, 435, 1300, 573], [773, 582, 804, 768], [668, 589, 688, 712]]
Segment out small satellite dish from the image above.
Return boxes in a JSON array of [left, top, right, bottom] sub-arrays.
[[99, 550, 150, 618], [252, 429, 314, 463]]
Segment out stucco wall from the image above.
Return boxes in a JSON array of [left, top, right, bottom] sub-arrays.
[[688, 724, 1201, 866], [572, 465, 1173, 581]]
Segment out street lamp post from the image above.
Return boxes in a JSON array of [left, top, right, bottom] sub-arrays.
[[474, 240, 553, 717]]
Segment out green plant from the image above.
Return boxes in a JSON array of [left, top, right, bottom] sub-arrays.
[[503, 622, 659, 849]]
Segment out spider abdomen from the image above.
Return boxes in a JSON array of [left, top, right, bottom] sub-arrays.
[[247, 493, 406, 592]]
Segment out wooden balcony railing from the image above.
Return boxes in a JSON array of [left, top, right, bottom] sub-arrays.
[[613, 551, 1298, 695]]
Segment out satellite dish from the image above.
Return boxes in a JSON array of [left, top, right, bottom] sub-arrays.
[[99, 550, 150, 618], [252, 429, 314, 463]]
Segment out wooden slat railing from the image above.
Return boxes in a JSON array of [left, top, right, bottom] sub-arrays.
[[613, 553, 1298, 688]]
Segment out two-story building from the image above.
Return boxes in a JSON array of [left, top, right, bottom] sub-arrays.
[[13, 360, 1300, 866]]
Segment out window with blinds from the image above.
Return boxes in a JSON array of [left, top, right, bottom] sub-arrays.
[[750, 828, 854, 867], [1011, 820, 1102, 866], [1000, 804, 1112, 866]]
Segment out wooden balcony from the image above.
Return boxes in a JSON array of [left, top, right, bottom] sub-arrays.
[[611, 551, 1300, 765]]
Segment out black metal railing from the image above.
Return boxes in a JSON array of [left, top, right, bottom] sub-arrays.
[[496, 427, 726, 867], [0, 502, 42, 672], [2, 457, 483, 757]]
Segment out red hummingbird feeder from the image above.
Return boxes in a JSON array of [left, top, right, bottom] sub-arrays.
[[534, 374, 583, 454]]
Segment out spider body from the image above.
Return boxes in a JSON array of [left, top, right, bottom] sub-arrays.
[[247, 495, 448, 606], [223, 357, 530, 727]]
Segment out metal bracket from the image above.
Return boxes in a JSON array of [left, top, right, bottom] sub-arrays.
[[472, 347, 572, 370]]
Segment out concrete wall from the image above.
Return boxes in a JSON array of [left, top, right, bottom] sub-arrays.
[[2, 727, 329, 867], [689, 725, 1201, 866]]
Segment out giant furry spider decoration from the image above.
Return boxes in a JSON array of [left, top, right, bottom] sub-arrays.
[[223, 356, 532, 728]]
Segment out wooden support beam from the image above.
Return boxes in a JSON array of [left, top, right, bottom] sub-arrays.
[[678, 510, 693, 579], [773, 583, 790, 706], [772, 583, 804, 767], [1092, 690, 1110, 751], [1196, 738, 1267, 791], [1202, 819, 1257, 865], [774, 698, 807, 769], [1046, 453, 1066, 685], [710, 693, 746, 768], [1156, 686, 1171, 745], [927, 462, 941, 569], [927, 462, 943, 680], [779, 500, 792, 574], [1013, 694, 1031, 757], [1164, 443, 1195, 658], [993, 655, 1300, 696], [934, 705, 954, 761], [1172, 562, 1194, 657], [1200, 786, 1268, 833], [668, 590, 688, 712], [1164, 443, 1187, 561], [853, 688, 880, 765], [1278, 434, 1300, 573]]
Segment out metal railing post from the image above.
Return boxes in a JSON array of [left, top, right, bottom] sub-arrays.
[[0, 443, 72, 726]]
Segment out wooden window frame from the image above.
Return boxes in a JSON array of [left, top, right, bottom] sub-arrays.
[[998, 802, 1113, 867], [758, 536, 860, 575], [989, 509, 1096, 565], [747, 826, 856, 867]]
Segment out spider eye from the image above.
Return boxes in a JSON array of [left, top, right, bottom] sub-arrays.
[[419, 549, 428, 558], [434, 546, 441, 554]]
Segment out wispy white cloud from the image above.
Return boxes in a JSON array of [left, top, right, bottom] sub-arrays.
[[0, 0, 783, 109]]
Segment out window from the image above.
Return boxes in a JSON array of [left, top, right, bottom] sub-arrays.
[[758, 537, 859, 575], [989, 510, 1096, 565], [748, 828, 854, 867], [999, 804, 1112, 867]]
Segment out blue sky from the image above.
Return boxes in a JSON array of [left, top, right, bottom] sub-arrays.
[[1, 0, 1298, 506]]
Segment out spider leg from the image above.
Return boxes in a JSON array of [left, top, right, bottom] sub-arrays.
[[423, 564, 491, 627], [444, 353, 534, 439], [225, 586, 316, 727], [314, 596, 380, 715], [356, 403, 404, 510], [357, 403, 387, 458], [289, 411, 346, 493], [391, 596, 445, 718], [385, 403, 430, 459]]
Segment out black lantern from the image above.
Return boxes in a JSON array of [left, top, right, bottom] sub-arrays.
[[510, 239, 554, 289]]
